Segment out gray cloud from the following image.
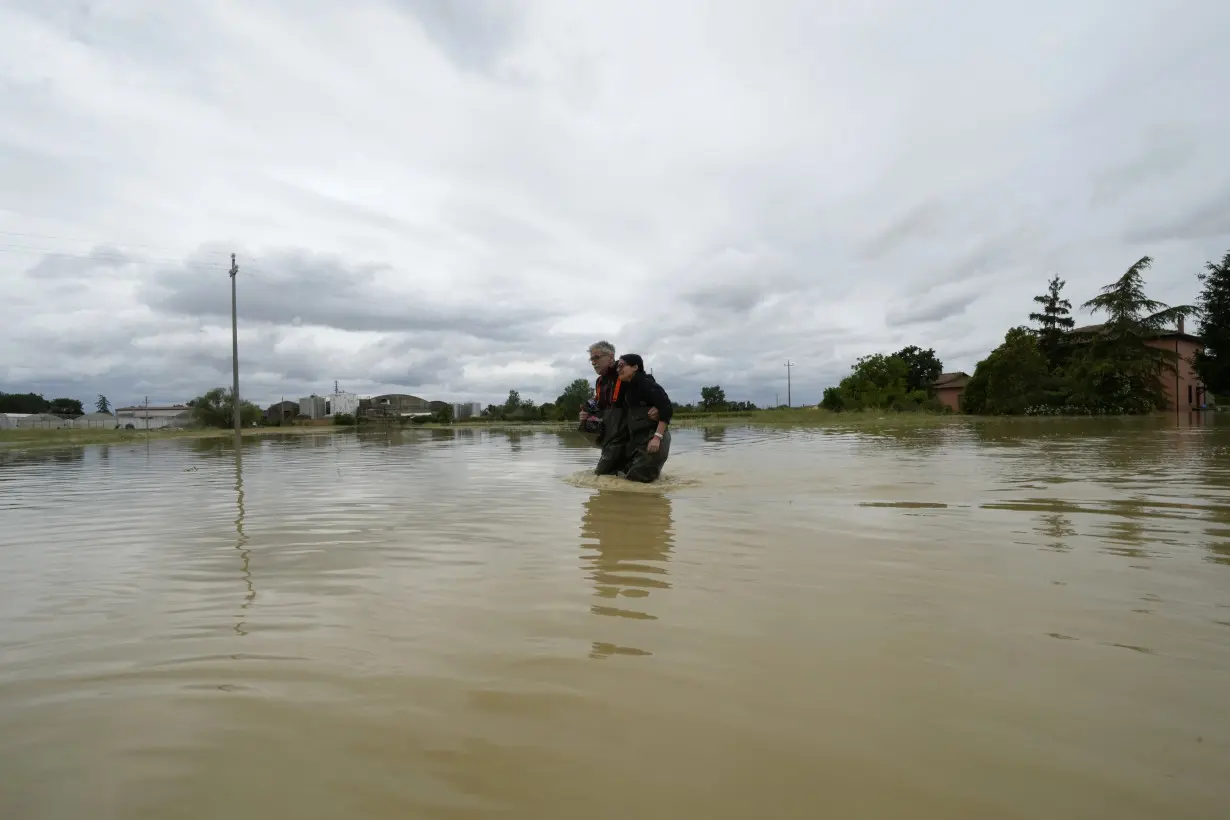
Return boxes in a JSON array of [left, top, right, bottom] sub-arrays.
[[140, 246, 557, 340], [388, 0, 522, 75], [2, 0, 1229, 411], [886, 291, 978, 327]]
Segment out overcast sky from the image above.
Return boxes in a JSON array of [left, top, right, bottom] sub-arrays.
[[2, 1, 1229, 410]]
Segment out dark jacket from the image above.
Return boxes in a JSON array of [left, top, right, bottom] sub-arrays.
[[615, 372, 673, 442], [593, 367, 620, 410]]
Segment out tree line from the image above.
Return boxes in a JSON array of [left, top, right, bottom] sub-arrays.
[[961, 252, 1225, 415], [814, 250, 1230, 416], [0, 393, 112, 416]]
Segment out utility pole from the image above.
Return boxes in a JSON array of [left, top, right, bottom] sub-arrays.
[[784, 360, 794, 408], [230, 253, 242, 447], [144, 396, 149, 436]]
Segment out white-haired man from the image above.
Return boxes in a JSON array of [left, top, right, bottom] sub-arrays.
[[579, 340, 656, 445]]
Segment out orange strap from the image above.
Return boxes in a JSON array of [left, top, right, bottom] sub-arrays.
[[595, 377, 620, 403]]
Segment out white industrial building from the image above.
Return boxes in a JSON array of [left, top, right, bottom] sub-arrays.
[[452, 402, 483, 420], [298, 395, 327, 420], [328, 390, 359, 417], [115, 404, 193, 430]]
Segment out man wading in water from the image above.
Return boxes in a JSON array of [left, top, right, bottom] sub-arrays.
[[578, 340, 657, 442], [592, 353, 673, 483]]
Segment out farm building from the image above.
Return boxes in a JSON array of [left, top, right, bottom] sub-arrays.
[[0, 413, 70, 429], [114, 404, 194, 430]]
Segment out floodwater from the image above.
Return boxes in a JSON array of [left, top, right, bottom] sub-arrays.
[[2, 417, 1229, 819]]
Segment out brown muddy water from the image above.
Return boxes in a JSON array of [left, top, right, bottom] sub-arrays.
[[2, 418, 1229, 819]]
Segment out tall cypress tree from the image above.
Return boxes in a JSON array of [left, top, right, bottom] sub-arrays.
[[1029, 274, 1075, 370], [1194, 251, 1230, 397]]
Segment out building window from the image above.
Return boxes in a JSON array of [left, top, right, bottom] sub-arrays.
[[1188, 385, 1193, 406]]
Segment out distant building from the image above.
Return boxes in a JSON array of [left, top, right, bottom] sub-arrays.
[[265, 400, 300, 423], [931, 372, 971, 412], [298, 395, 328, 420], [329, 390, 359, 417], [1071, 318, 1207, 411], [0, 412, 71, 429], [366, 393, 432, 417], [71, 412, 118, 429], [452, 402, 483, 420], [115, 404, 193, 429]]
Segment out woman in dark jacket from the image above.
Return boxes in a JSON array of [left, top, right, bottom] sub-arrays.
[[593, 353, 673, 482]]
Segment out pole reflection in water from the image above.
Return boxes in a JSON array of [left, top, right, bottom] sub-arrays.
[[233, 451, 255, 635], [579, 489, 674, 659]]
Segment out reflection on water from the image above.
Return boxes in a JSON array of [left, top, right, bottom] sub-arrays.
[[580, 490, 674, 658], [233, 453, 254, 636], [1036, 512, 1076, 552], [1, 416, 1230, 819]]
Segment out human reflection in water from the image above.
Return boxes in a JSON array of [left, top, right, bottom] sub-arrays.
[[579, 489, 674, 659]]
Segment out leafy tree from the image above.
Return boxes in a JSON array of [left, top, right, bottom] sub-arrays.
[[48, 398, 84, 417], [961, 327, 1053, 414], [503, 390, 521, 416], [820, 386, 845, 411], [700, 385, 727, 411], [1029, 274, 1075, 370], [827, 353, 931, 411], [727, 400, 758, 411], [190, 387, 262, 429], [538, 402, 555, 420], [1070, 255, 1196, 412], [434, 404, 454, 424], [1194, 250, 1230, 396], [554, 378, 593, 420], [0, 392, 49, 413], [95, 395, 112, 414], [893, 346, 944, 392]]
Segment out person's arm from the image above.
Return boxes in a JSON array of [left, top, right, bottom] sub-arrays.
[[648, 381, 673, 431]]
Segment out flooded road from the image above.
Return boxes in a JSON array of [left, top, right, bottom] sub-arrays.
[[2, 418, 1229, 819]]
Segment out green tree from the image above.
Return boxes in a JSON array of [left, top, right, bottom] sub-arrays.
[[1029, 274, 1076, 370], [95, 395, 112, 414], [1070, 255, 1197, 413], [1194, 250, 1230, 396], [48, 398, 84, 417], [503, 390, 521, 416], [434, 404, 454, 424], [190, 387, 262, 428], [962, 327, 1052, 414], [0, 392, 49, 413], [554, 378, 593, 420], [829, 353, 927, 411], [820, 386, 845, 411], [893, 346, 944, 392], [700, 385, 727, 411]]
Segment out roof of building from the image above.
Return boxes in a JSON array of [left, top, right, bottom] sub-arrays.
[[932, 371, 971, 388], [115, 404, 190, 413], [1069, 323, 1202, 344]]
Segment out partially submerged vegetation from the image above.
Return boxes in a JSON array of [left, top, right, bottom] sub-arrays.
[[0, 424, 345, 452]]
